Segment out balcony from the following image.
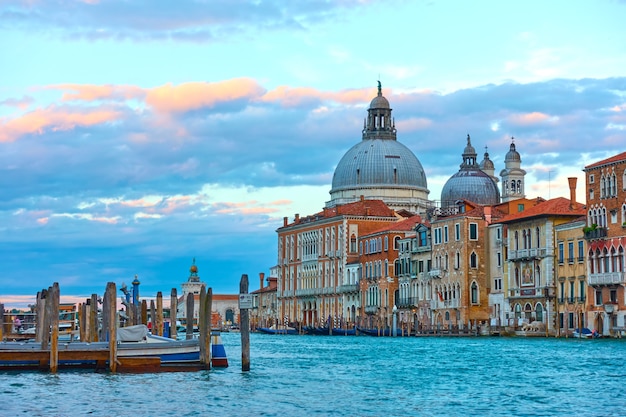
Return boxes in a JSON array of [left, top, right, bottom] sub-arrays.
[[412, 244, 431, 254], [364, 305, 379, 314], [338, 284, 359, 293], [584, 227, 607, 240], [397, 297, 419, 308], [428, 269, 442, 278], [588, 272, 626, 286], [508, 248, 548, 261]]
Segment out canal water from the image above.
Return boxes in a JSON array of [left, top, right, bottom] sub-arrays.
[[1, 333, 625, 416]]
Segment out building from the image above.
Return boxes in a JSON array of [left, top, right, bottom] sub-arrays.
[[554, 216, 588, 336], [497, 178, 585, 334], [583, 151, 626, 336], [250, 272, 278, 329]]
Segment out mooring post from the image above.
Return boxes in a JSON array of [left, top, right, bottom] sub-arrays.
[[49, 283, 60, 373], [90, 294, 99, 342], [198, 286, 206, 363], [0, 302, 4, 341], [79, 302, 87, 342], [105, 282, 118, 373], [141, 300, 148, 326], [240, 274, 250, 372], [156, 292, 163, 337], [186, 293, 194, 340], [170, 288, 178, 340], [36, 290, 47, 344], [203, 288, 212, 369]]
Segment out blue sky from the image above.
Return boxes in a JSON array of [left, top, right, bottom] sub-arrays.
[[1, 0, 625, 308]]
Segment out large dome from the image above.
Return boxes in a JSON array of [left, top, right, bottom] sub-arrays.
[[441, 134, 500, 206], [327, 83, 430, 213], [331, 138, 428, 192]]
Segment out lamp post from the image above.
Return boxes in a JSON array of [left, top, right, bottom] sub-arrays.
[[392, 305, 398, 337]]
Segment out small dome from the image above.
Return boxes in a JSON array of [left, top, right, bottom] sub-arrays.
[[369, 94, 390, 109], [190, 265, 198, 274], [441, 170, 500, 206], [480, 151, 494, 170], [505, 141, 521, 162]]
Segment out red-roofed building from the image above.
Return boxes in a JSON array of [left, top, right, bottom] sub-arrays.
[[275, 197, 400, 328], [358, 215, 424, 329], [497, 178, 586, 334], [583, 152, 626, 336]]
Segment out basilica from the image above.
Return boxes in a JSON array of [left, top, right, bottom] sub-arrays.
[[267, 84, 625, 337]]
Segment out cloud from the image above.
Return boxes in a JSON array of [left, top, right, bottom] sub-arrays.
[[146, 78, 265, 113], [0, 105, 123, 142]]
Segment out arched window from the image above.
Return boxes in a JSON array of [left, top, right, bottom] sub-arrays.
[[535, 227, 540, 248], [515, 304, 522, 319], [515, 231, 519, 250], [384, 236, 389, 251], [535, 303, 543, 322], [350, 234, 357, 253], [535, 265, 541, 287], [522, 230, 527, 249], [524, 303, 532, 321], [394, 236, 401, 250], [470, 252, 477, 268], [470, 282, 479, 304], [515, 267, 520, 287], [445, 311, 450, 321]]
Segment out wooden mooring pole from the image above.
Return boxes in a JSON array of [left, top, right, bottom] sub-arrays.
[[0, 302, 4, 341], [170, 288, 178, 340], [186, 293, 194, 340], [203, 287, 212, 369], [156, 291, 163, 337], [198, 286, 206, 363], [105, 282, 118, 373], [240, 274, 250, 372], [49, 283, 60, 373]]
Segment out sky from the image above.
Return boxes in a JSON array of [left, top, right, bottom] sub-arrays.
[[1, 0, 625, 309]]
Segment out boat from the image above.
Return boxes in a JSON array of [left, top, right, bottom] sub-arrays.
[[572, 328, 599, 339], [257, 325, 299, 335], [357, 327, 403, 337], [331, 327, 357, 336]]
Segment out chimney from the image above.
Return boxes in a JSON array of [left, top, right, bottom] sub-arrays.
[[360, 195, 365, 202], [283, 216, 288, 227], [295, 213, 300, 224], [568, 177, 577, 209], [259, 272, 265, 289]]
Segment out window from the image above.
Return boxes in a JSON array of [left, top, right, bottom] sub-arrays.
[[384, 236, 388, 251], [610, 289, 617, 303], [497, 252, 502, 267], [469, 223, 478, 240], [434, 228, 442, 245], [595, 289, 602, 305], [568, 242, 574, 263], [455, 252, 460, 269], [559, 312, 564, 329], [350, 235, 357, 253], [444, 226, 449, 243], [517, 204, 525, 212], [611, 210, 617, 224], [494, 278, 502, 291], [569, 281, 575, 303], [470, 282, 479, 304], [578, 241, 584, 262], [579, 280, 586, 302], [359, 241, 363, 255], [568, 312, 574, 329], [589, 174, 594, 184], [470, 252, 477, 268], [589, 189, 594, 200], [394, 236, 400, 250], [558, 242, 564, 264], [455, 223, 461, 241]]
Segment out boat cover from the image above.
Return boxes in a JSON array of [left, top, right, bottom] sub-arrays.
[[117, 324, 149, 342]]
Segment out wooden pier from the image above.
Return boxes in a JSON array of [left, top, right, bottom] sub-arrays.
[[1, 280, 219, 373]]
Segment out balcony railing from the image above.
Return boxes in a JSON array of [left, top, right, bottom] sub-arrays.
[[364, 305, 379, 314], [588, 272, 626, 286], [508, 248, 549, 261], [584, 227, 607, 240], [412, 244, 431, 253], [338, 284, 359, 293], [397, 297, 419, 308], [428, 269, 442, 278]]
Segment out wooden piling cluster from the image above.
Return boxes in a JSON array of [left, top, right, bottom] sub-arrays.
[[0, 281, 218, 373]]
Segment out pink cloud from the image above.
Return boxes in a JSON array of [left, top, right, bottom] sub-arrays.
[[507, 112, 552, 126], [145, 78, 265, 113], [0, 96, 34, 109], [261, 86, 375, 108], [0, 106, 122, 142], [48, 84, 144, 102]]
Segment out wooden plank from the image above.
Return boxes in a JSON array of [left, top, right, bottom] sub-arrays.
[[117, 356, 161, 373]]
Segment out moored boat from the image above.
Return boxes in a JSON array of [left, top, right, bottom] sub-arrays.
[[257, 325, 299, 335]]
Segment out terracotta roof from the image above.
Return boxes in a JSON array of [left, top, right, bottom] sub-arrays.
[[363, 215, 425, 236], [497, 197, 586, 224], [584, 151, 626, 170], [280, 199, 395, 228]]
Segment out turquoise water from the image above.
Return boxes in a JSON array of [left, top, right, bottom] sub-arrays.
[[1, 333, 625, 416]]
